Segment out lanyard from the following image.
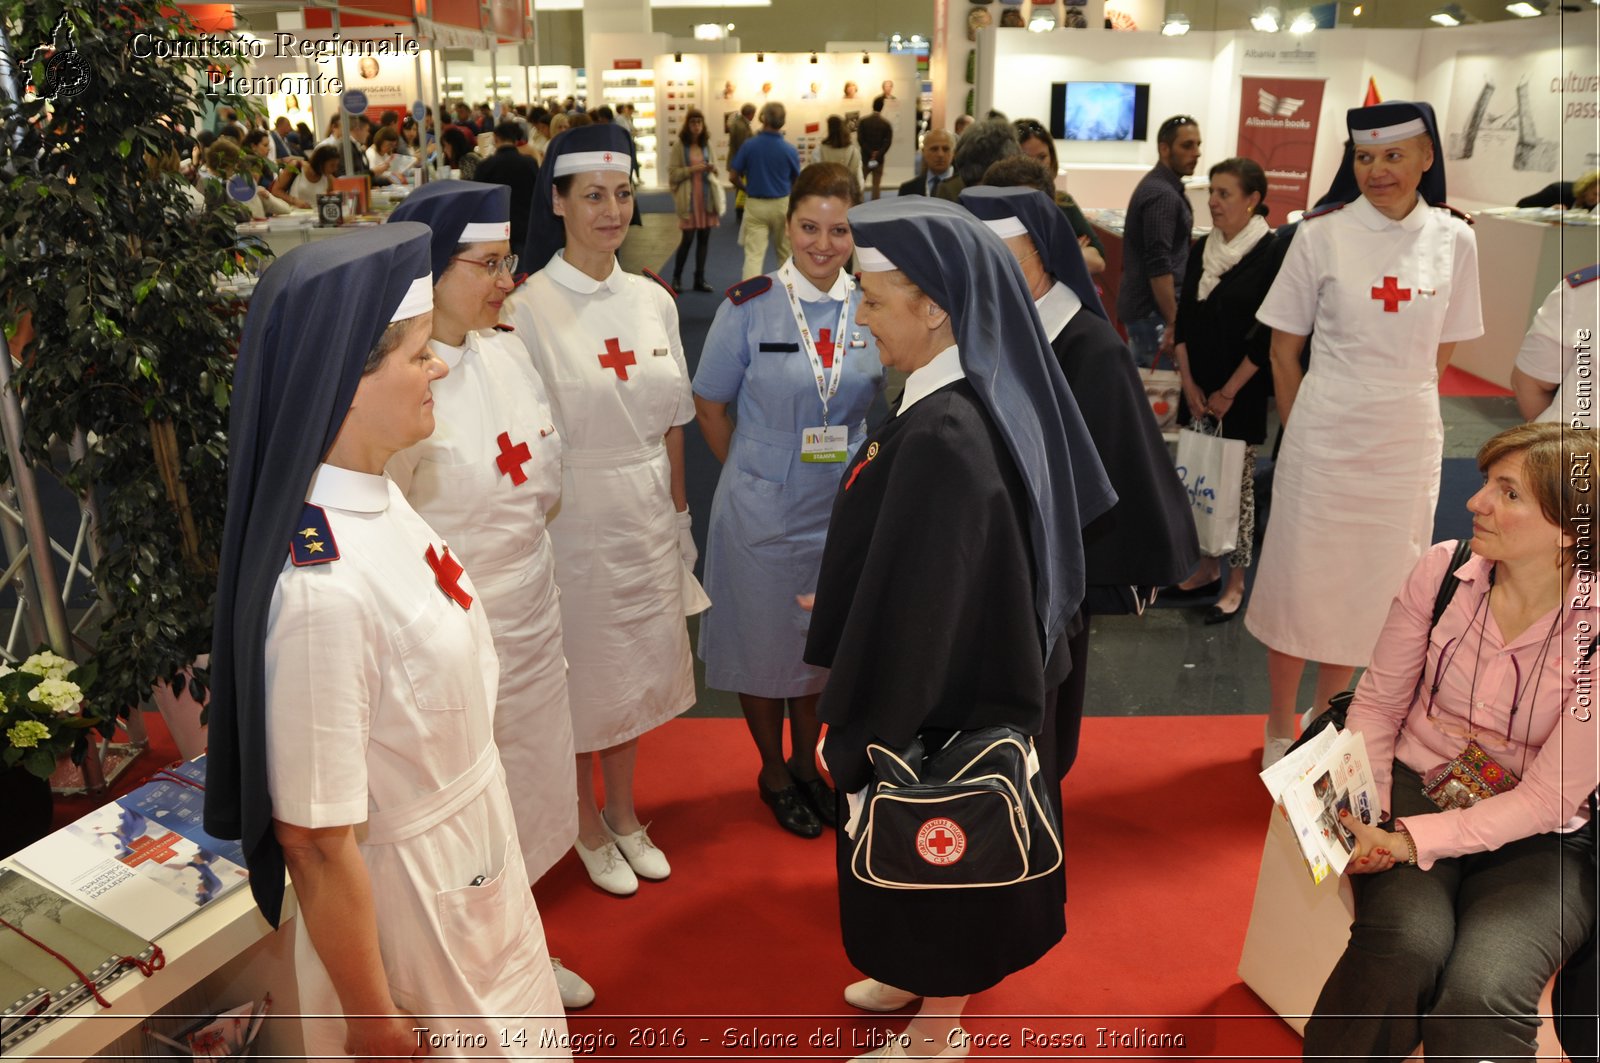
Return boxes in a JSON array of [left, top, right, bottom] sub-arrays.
[[778, 260, 852, 427]]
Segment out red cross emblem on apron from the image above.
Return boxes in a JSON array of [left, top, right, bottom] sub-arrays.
[[425, 544, 474, 610], [1370, 276, 1412, 312], [816, 327, 836, 369], [598, 337, 636, 381], [495, 431, 532, 486]]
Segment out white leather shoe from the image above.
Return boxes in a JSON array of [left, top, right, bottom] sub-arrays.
[[849, 1029, 970, 1061], [551, 957, 595, 1009], [844, 978, 921, 1012], [604, 815, 671, 880], [1262, 724, 1295, 770], [573, 838, 638, 896]]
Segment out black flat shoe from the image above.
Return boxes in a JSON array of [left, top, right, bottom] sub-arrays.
[[1204, 603, 1240, 625], [1163, 579, 1222, 601], [759, 777, 822, 838], [693, 280, 714, 293], [793, 774, 838, 828]]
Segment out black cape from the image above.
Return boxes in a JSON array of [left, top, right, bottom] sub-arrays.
[[805, 381, 1064, 995], [1052, 309, 1199, 613]]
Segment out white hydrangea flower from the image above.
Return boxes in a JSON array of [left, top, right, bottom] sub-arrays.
[[19, 651, 77, 681], [28, 677, 84, 714]]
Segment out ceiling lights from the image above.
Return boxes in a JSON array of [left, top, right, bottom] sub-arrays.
[[1250, 6, 1281, 31], [1505, 0, 1545, 13], [691, 22, 724, 39], [1430, 4, 1464, 24], [1288, 10, 1317, 32], [1161, 13, 1191, 34]]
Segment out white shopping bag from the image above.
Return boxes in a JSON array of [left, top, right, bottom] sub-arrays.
[[1174, 422, 1245, 556]]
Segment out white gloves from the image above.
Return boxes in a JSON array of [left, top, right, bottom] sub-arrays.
[[676, 508, 697, 571]]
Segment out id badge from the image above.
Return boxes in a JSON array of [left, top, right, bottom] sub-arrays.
[[800, 425, 849, 463]]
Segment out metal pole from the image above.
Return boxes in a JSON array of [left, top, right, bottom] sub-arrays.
[[334, 6, 355, 179], [0, 333, 70, 657]]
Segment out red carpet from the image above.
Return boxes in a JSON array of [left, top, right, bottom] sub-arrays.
[[537, 715, 1306, 1060], [1439, 364, 1513, 398]]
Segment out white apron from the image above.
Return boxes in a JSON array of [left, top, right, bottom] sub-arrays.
[[504, 254, 698, 753], [1247, 196, 1482, 666], [265, 468, 568, 1059], [390, 328, 577, 883]]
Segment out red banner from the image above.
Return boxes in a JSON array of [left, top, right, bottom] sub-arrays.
[[1236, 76, 1325, 226]]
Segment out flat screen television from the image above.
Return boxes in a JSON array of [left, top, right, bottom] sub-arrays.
[[1049, 82, 1151, 141]]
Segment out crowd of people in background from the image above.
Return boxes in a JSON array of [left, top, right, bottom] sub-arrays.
[[178, 80, 1600, 1062]]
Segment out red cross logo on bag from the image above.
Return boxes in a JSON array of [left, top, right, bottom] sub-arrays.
[[916, 817, 966, 866]]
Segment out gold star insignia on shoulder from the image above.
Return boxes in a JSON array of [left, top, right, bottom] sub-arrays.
[[306, 540, 325, 554], [299, 527, 320, 539]]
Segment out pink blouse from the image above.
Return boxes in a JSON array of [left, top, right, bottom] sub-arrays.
[[1346, 540, 1597, 869]]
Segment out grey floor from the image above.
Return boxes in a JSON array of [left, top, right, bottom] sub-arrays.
[[618, 211, 1524, 721]]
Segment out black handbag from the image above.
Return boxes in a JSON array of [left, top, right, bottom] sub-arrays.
[[849, 727, 1062, 890]]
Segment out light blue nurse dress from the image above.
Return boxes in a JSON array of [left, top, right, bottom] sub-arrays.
[[693, 266, 884, 697]]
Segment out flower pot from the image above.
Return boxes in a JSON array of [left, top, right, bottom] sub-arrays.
[[153, 655, 210, 762], [0, 763, 53, 857]]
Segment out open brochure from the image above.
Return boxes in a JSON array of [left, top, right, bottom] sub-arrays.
[[1259, 724, 1381, 884], [14, 757, 249, 940]]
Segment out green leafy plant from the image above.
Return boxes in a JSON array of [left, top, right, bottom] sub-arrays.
[[0, 3, 266, 734], [0, 650, 93, 778]]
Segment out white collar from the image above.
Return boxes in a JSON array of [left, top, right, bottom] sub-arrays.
[[1035, 280, 1082, 341], [898, 345, 964, 417], [430, 333, 475, 370], [788, 262, 849, 302], [307, 463, 391, 513], [929, 166, 954, 181], [545, 249, 627, 294], [1351, 193, 1428, 233]]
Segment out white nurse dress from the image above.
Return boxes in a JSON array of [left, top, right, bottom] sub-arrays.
[[1246, 194, 1482, 666], [265, 464, 567, 1059], [389, 325, 578, 883], [503, 253, 698, 753]]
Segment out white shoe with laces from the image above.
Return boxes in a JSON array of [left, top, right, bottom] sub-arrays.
[[604, 814, 671, 880], [1262, 723, 1296, 769], [573, 838, 638, 896], [551, 957, 595, 1009]]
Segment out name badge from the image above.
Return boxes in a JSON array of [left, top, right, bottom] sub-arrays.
[[800, 425, 849, 463], [652, 347, 669, 357]]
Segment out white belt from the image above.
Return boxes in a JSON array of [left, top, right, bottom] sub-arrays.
[[562, 441, 663, 469], [363, 743, 501, 846]]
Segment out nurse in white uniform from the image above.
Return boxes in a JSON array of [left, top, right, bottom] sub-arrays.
[[204, 224, 569, 1059], [503, 123, 701, 897], [1247, 101, 1483, 767], [386, 181, 592, 1009], [1510, 263, 1600, 425]]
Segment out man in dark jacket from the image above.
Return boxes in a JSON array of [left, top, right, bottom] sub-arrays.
[[472, 121, 541, 250], [895, 129, 955, 199]]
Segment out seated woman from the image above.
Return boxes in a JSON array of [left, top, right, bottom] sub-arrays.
[[1305, 420, 1599, 1062], [804, 197, 1112, 1057]]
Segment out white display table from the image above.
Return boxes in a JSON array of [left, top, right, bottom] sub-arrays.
[[6, 863, 302, 1062]]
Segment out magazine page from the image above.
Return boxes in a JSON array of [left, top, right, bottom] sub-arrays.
[[1258, 724, 1381, 884], [14, 795, 249, 940]]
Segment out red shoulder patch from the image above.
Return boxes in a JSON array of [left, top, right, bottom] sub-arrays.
[[641, 267, 677, 299], [727, 275, 773, 305], [1302, 201, 1345, 221], [1437, 203, 1474, 224], [493, 323, 515, 332], [510, 271, 530, 291], [1568, 264, 1600, 288]]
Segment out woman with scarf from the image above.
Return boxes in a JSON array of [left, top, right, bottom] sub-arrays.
[[204, 224, 568, 1058], [1247, 101, 1483, 768], [667, 109, 721, 293], [503, 123, 701, 898], [385, 181, 592, 1010], [1165, 157, 1279, 626], [803, 197, 1113, 1058]]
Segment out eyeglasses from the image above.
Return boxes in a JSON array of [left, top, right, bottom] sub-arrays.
[[449, 253, 519, 277], [1014, 119, 1049, 138]]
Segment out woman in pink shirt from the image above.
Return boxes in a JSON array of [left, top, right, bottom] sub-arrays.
[[1305, 421, 1598, 1060]]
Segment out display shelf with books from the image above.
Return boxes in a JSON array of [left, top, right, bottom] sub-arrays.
[[603, 68, 660, 185]]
